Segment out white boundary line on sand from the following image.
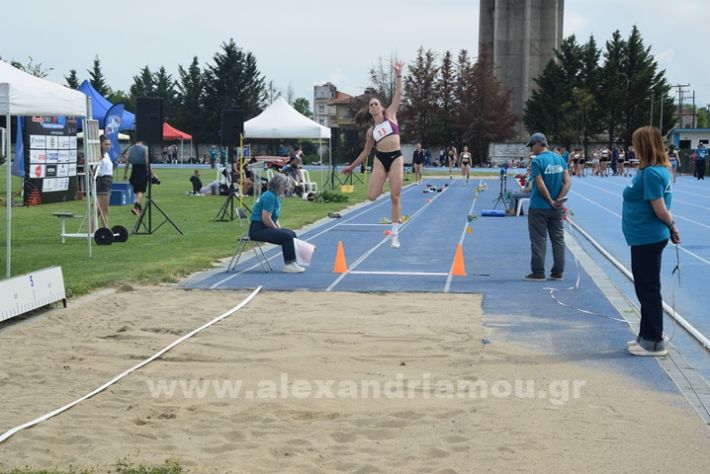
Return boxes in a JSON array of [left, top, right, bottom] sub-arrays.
[[0, 287, 263, 445]]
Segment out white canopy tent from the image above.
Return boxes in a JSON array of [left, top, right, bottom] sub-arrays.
[[1, 60, 88, 277], [245, 96, 330, 139], [244, 97, 331, 192]]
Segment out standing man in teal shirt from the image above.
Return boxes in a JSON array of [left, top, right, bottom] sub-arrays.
[[524, 133, 571, 281]]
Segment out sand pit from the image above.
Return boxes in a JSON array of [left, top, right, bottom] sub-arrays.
[[0, 286, 708, 472]]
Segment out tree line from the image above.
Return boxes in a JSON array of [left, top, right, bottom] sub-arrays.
[[524, 26, 677, 154], [60, 39, 312, 149], [5, 26, 688, 163]]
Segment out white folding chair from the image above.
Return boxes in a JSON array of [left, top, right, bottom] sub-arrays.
[[516, 197, 531, 216], [228, 228, 272, 272], [301, 169, 318, 193]]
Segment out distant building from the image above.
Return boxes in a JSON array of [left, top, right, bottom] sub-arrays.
[[313, 83, 339, 127], [670, 128, 710, 150], [479, 0, 564, 140], [328, 91, 356, 128]]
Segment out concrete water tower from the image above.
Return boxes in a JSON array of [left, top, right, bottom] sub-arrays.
[[479, 0, 564, 140]]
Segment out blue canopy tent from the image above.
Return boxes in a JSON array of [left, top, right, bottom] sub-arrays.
[[77, 80, 135, 131]]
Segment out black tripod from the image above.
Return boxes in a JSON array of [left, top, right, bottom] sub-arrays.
[[215, 178, 249, 221], [216, 142, 251, 221], [327, 159, 367, 190], [132, 152, 183, 235], [345, 167, 365, 185], [492, 170, 508, 210]]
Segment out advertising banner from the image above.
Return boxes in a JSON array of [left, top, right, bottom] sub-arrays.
[[22, 116, 79, 205]]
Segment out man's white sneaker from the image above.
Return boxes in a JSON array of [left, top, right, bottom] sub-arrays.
[[282, 262, 305, 273], [390, 236, 400, 249]]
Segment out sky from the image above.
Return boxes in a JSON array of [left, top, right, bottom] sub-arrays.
[[3, 0, 709, 110]]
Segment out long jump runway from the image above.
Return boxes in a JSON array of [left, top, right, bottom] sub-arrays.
[[185, 178, 603, 297]]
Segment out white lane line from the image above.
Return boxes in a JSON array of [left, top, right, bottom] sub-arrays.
[[571, 180, 710, 228], [332, 223, 388, 227], [443, 179, 482, 293], [349, 271, 449, 276], [592, 176, 710, 200], [570, 190, 710, 268], [570, 190, 621, 217], [326, 182, 453, 292], [676, 214, 710, 230], [209, 185, 422, 288]]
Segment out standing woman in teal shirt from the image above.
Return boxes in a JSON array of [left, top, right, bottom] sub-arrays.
[[622, 126, 681, 356], [249, 173, 304, 273]]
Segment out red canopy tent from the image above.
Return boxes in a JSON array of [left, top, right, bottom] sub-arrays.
[[163, 122, 192, 140], [162, 122, 192, 163]]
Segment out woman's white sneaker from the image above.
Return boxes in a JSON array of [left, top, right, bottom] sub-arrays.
[[627, 341, 667, 357], [390, 236, 400, 249], [282, 262, 305, 273]]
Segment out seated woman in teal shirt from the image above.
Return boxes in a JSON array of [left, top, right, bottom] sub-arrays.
[[249, 173, 304, 273], [622, 126, 681, 357]]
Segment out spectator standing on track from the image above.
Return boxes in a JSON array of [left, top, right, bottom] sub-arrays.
[[459, 146, 472, 184], [695, 142, 707, 180], [611, 144, 619, 175], [600, 145, 610, 176], [412, 142, 425, 185], [523, 132, 571, 282], [447, 144, 457, 180], [623, 126, 680, 356], [668, 145, 680, 183]]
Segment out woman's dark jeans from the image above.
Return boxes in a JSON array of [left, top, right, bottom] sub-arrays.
[[249, 221, 297, 264], [631, 239, 668, 342]]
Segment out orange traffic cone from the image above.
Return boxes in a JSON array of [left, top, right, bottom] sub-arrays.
[[451, 243, 466, 276], [333, 241, 348, 273]]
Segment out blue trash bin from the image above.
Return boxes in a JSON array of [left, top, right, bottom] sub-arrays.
[[109, 182, 134, 206]]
